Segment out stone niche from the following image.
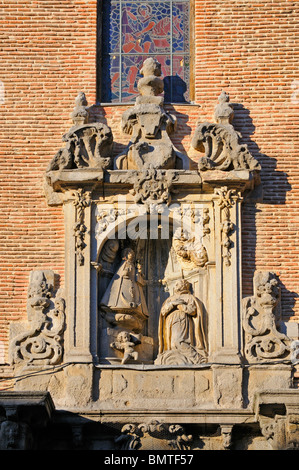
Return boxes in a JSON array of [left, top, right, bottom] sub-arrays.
[[6, 58, 299, 450]]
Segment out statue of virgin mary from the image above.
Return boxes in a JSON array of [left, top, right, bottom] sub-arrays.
[[99, 247, 149, 332]]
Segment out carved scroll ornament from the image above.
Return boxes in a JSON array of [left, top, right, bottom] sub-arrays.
[[47, 92, 113, 172], [115, 421, 192, 451], [191, 91, 260, 172], [10, 271, 65, 366]]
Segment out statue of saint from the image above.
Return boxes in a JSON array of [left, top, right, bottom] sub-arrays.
[[100, 247, 149, 331], [155, 279, 207, 365]]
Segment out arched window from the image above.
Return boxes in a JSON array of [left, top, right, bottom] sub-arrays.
[[99, 0, 191, 104]]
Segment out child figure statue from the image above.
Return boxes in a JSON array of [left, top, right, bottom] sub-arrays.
[[110, 331, 141, 364]]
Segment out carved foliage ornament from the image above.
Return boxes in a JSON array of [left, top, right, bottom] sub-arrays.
[[214, 186, 241, 266], [72, 188, 91, 266], [10, 270, 65, 366], [243, 271, 291, 362], [115, 421, 192, 451]]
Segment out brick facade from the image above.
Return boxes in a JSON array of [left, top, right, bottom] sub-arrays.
[[0, 0, 298, 379]]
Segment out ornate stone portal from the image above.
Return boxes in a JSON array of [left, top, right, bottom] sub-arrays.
[[6, 59, 299, 450]]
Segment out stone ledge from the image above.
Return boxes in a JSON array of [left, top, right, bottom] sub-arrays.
[[53, 408, 256, 426], [0, 391, 55, 426], [254, 389, 299, 415]]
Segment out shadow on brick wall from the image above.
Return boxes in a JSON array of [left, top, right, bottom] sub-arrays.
[[232, 104, 293, 311]]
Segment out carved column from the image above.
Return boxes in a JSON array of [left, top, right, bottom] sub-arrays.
[[64, 190, 94, 363], [210, 186, 243, 364]]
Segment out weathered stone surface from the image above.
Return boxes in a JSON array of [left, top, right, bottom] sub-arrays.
[[155, 279, 207, 366], [243, 271, 291, 362], [0, 391, 54, 450], [191, 91, 261, 173], [6, 56, 298, 450], [47, 93, 113, 173], [9, 270, 65, 367], [114, 59, 189, 171]]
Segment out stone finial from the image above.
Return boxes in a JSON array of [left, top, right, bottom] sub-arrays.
[[70, 91, 89, 126], [214, 91, 234, 125]]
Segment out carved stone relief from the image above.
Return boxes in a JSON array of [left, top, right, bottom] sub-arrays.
[[243, 271, 291, 362], [6, 55, 299, 450], [191, 91, 261, 172], [114, 57, 188, 171], [173, 229, 208, 270], [130, 168, 179, 210], [9, 270, 65, 367], [98, 243, 153, 364], [155, 279, 208, 365], [214, 186, 241, 266], [95, 202, 209, 365], [72, 188, 91, 266], [0, 420, 33, 450], [115, 421, 193, 451], [47, 92, 113, 172]]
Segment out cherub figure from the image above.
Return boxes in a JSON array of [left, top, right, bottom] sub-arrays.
[[110, 331, 141, 364]]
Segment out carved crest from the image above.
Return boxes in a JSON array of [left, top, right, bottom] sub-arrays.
[[130, 167, 178, 210]]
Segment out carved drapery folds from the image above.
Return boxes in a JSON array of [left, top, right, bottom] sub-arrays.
[[9, 270, 65, 367], [98, 244, 152, 364], [243, 271, 291, 362], [191, 91, 261, 172], [155, 279, 208, 366]]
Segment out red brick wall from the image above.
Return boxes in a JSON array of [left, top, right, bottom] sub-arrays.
[[194, 0, 299, 320], [0, 0, 298, 375], [0, 0, 98, 370]]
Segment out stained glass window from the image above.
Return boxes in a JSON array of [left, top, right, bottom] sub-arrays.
[[101, 0, 190, 103]]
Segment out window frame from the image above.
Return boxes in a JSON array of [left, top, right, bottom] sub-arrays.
[[97, 0, 195, 105]]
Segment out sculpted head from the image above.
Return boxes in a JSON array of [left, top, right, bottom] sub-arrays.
[[122, 247, 135, 262], [174, 279, 191, 294], [140, 58, 162, 78]]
